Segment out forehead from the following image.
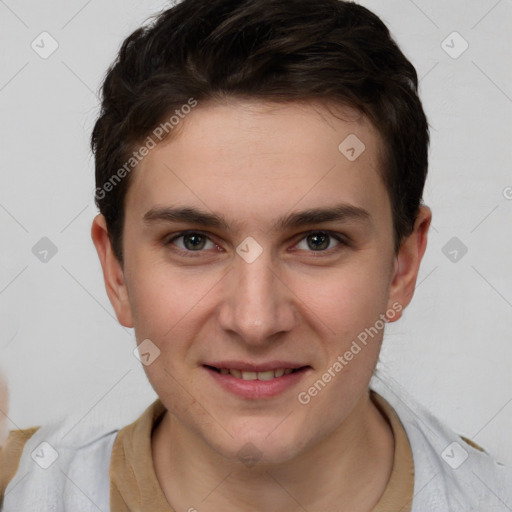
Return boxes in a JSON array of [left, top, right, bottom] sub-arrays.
[[125, 99, 390, 232]]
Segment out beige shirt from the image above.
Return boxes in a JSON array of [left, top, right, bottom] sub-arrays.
[[1, 391, 415, 511]]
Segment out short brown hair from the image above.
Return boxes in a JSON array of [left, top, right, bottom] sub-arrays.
[[91, 0, 429, 263]]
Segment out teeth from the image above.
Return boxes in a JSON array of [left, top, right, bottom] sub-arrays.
[[216, 368, 300, 380], [256, 370, 275, 381]]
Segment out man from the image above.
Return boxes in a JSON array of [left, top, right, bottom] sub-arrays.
[[1, 0, 511, 510]]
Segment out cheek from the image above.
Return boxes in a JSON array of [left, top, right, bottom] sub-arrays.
[[126, 266, 201, 396], [296, 257, 391, 334], [125, 259, 226, 372], [125, 246, 206, 333], [128, 271, 179, 334]]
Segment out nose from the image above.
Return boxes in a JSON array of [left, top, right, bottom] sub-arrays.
[[217, 247, 297, 346]]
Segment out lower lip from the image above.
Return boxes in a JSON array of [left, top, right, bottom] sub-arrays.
[[204, 366, 310, 399]]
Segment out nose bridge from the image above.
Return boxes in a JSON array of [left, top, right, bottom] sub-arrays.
[[219, 244, 294, 343]]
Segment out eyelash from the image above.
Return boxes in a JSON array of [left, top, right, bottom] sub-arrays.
[[163, 230, 349, 257]]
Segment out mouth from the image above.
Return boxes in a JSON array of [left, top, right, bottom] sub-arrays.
[[203, 365, 309, 381], [202, 363, 311, 399]]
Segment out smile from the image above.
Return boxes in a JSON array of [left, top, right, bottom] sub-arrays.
[[206, 366, 302, 380], [203, 364, 310, 399]]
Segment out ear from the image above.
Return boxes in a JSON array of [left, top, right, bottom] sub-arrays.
[[91, 214, 133, 328], [386, 205, 432, 322]]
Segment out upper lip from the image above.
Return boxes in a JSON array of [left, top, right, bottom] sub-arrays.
[[204, 361, 310, 372]]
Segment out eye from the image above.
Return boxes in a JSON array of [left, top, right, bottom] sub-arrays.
[[164, 230, 348, 257], [166, 231, 218, 254], [294, 231, 346, 253]]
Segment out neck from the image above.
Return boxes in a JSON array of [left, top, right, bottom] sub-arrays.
[[152, 390, 394, 512]]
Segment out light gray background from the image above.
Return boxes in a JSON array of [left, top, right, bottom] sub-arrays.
[[1, 0, 511, 464]]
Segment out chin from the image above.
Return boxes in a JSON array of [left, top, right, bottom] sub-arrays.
[[208, 422, 308, 467]]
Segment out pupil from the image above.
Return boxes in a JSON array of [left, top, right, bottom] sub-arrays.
[[184, 234, 205, 250], [308, 232, 329, 251]]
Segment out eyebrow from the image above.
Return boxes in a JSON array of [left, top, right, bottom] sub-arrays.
[[143, 204, 372, 232]]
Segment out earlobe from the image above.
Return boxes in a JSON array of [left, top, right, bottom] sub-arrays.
[[90, 214, 134, 328], [386, 205, 432, 322]]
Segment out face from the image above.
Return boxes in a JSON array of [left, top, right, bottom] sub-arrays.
[[92, 99, 430, 465]]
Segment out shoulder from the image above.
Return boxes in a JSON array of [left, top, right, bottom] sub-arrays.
[[0, 427, 40, 505], [1, 415, 120, 511], [370, 372, 512, 511], [0, 400, 158, 511]]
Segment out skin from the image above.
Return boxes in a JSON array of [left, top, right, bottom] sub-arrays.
[[92, 99, 431, 512]]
